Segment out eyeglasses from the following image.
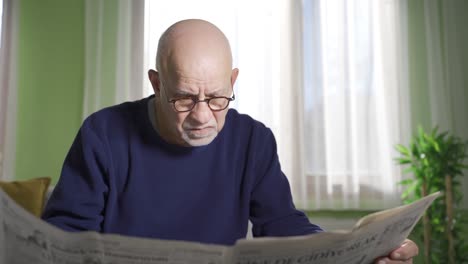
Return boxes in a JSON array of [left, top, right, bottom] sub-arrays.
[[167, 94, 235, 112], [158, 79, 235, 112]]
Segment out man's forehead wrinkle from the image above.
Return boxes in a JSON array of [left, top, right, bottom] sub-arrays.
[[174, 75, 229, 93], [174, 66, 228, 81], [162, 56, 230, 87], [176, 74, 218, 85], [167, 75, 229, 95]]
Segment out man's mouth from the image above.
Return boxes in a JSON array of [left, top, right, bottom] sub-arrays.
[[186, 127, 215, 137]]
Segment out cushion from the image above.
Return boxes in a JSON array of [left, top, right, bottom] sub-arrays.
[[0, 177, 51, 217]]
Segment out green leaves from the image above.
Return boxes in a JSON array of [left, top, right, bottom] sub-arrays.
[[395, 144, 410, 157], [396, 126, 468, 183], [395, 125, 468, 263], [400, 178, 421, 201]]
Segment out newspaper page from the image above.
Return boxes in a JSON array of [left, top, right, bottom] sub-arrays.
[[0, 188, 229, 264], [0, 188, 439, 264], [229, 192, 440, 264]]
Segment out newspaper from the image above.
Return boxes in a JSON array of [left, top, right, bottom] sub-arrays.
[[0, 188, 439, 264]]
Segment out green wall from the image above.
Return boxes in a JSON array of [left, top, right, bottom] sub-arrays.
[[16, 0, 85, 184], [15, 0, 122, 184]]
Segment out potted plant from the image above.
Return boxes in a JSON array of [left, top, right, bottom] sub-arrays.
[[395, 126, 468, 264]]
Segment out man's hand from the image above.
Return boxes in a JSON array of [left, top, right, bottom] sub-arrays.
[[374, 239, 419, 264]]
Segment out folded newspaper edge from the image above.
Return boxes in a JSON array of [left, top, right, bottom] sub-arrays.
[[0, 188, 440, 264]]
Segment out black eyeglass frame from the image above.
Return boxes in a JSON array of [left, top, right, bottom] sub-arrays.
[[167, 93, 235, 113], [158, 77, 235, 113]]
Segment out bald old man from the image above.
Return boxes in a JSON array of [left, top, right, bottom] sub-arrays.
[[43, 19, 418, 263]]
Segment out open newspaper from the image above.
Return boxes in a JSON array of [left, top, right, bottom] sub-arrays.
[[0, 188, 439, 264]]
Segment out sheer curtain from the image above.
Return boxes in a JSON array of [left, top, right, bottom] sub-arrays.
[[82, 0, 145, 119], [423, 0, 468, 143], [297, 0, 410, 210], [0, 0, 18, 180], [422, 0, 468, 208]]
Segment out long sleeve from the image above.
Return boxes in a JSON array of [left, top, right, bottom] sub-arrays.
[[42, 120, 109, 232], [249, 128, 323, 237]]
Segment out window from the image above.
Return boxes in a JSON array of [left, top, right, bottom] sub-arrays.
[[300, 0, 407, 209]]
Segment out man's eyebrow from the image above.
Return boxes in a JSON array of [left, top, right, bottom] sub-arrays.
[[171, 88, 229, 98], [171, 90, 196, 97]]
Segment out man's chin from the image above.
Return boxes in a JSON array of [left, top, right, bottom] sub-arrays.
[[183, 132, 218, 147]]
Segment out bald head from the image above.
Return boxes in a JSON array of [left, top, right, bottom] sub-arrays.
[[156, 19, 233, 79], [148, 19, 239, 147]]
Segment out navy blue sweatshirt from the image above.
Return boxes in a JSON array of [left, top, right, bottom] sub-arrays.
[[42, 96, 322, 245]]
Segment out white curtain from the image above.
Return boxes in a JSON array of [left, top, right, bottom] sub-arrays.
[[422, 0, 468, 208], [0, 0, 18, 180], [296, 0, 410, 210], [83, 0, 145, 119]]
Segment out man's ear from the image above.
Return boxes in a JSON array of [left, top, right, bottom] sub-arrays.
[[231, 68, 239, 87], [148, 70, 161, 97]]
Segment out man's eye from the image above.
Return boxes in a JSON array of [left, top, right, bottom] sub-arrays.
[[176, 98, 194, 104]]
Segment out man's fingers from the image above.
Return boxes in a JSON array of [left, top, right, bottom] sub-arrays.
[[374, 239, 418, 264], [391, 239, 418, 260]]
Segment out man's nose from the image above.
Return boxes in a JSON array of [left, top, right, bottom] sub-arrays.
[[189, 100, 212, 124]]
